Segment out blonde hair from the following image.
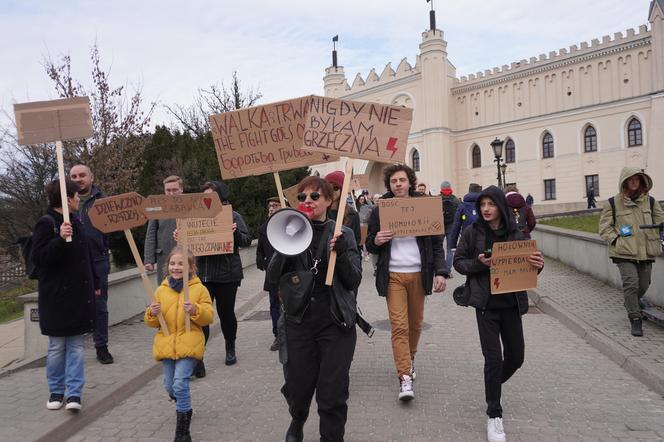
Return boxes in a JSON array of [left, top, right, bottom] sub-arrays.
[[166, 246, 196, 274], [163, 175, 183, 187]]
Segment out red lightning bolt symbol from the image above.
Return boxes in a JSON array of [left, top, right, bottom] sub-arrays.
[[493, 278, 500, 289], [386, 137, 398, 159]]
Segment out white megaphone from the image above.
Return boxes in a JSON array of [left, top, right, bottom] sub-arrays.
[[266, 208, 314, 256]]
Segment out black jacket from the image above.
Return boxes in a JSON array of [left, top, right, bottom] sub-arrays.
[[256, 220, 276, 291], [267, 222, 362, 329], [328, 204, 361, 246], [365, 191, 449, 297], [453, 186, 534, 314], [79, 186, 110, 263], [196, 181, 252, 284], [32, 209, 97, 336]]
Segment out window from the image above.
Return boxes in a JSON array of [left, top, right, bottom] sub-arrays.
[[584, 126, 597, 152], [411, 149, 420, 172], [544, 179, 556, 200], [628, 118, 642, 146], [471, 144, 482, 168], [505, 139, 515, 163], [542, 132, 554, 158], [585, 175, 599, 197]]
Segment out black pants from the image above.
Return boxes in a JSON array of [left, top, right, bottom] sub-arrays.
[[93, 259, 110, 348], [269, 287, 281, 337], [475, 307, 525, 418], [282, 297, 356, 442], [201, 281, 239, 344]]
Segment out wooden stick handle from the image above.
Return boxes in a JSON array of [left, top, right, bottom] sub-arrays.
[[55, 141, 72, 243], [273, 172, 287, 208], [325, 158, 355, 286], [179, 221, 192, 332], [124, 229, 169, 335]]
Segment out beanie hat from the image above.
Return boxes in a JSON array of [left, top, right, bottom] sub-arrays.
[[468, 183, 482, 193], [325, 171, 345, 188], [440, 180, 451, 189]]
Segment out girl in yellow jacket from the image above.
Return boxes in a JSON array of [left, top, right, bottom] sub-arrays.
[[145, 246, 213, 442]]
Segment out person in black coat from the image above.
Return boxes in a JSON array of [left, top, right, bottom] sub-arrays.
[[196, 181, 252, 369], [32, 179, 98, 411], [256, 196, 283, 351], [453, 185, 543, 442], [267, 176, 362, 442]]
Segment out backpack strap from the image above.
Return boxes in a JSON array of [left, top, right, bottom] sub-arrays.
[[609, 197, 616, 227], [650, 196, 655, 223]]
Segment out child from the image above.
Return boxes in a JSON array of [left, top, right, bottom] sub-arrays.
[[145, 246, 214, 442], [453, 186, 543, 442]]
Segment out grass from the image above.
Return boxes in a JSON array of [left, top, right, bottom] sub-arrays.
[[538, 214, 600, 234], [0, 280, 36, 324]]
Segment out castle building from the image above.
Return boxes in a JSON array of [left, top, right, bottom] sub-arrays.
[[313, 1, 664, 210]]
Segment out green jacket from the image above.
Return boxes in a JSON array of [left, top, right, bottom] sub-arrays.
[[599, 167, 664, 261]]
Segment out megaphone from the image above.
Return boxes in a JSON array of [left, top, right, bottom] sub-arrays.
[[266, 208, 314, 256]]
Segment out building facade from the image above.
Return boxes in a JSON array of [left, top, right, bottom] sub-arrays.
[[314, 1, 664, 210]]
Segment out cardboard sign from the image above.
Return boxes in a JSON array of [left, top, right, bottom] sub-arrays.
[[282, 184, 300, 207], [490, 240, 538, 294], [89, 192, 148, 233], [177, 206, 234, 256], [14, 97, 93, 145], [209, 96, 339, 179], [379, 196, 443, 237], [143, 192, 223, 220], [302, 96, 413, 164], [360, 223, 368, 246], [350, 174, 369, 191]]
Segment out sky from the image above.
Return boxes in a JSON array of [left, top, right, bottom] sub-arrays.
[[0, 0, 655, 128]]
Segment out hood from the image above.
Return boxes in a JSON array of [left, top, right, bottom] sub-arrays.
[[206, 180, 231, 203], [475, 185, 515, 232], [506, 192, 526, 209], [463, 191, 481, 203], [618, 167, 652, 194]]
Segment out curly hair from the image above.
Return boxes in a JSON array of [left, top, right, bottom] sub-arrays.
[[382, 164, 417, 193]]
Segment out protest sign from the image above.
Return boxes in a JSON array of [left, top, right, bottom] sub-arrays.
[[302, 96, 413, 164], [177, 206, 234, 256], [89, 192, 147, 233], [14, 97, 93, 146], [282, 184, 299, 207], [360, 224, 368, 246], [350, 174, 369, 191], [490, 240, 538, 295], [379, 196, 444, 237], [143, 192, 222, 220], [209, 96, 338, 179]]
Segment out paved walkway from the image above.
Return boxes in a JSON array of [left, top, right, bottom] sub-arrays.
[[65, 261, 664, 441], [0, 319, 23, 369]]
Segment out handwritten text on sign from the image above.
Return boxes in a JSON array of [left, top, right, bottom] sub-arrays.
[[209, 96, 337, 179], [490, 240, 538, 295], [89, 192, 148, 233], [143, 193, 222, 220], [177, 207, 234, 256], [379, 197, 444, 237]]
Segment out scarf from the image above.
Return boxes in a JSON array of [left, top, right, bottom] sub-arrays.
[[168, 276, 184, 293]]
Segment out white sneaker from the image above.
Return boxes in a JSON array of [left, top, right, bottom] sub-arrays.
[[46, 393, 64, 410], [398, 375, 414, 401], [487, 417, 506, 442]]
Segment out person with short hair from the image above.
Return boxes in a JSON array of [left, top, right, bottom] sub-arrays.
[[440, 180, 460, 273], [33, 179, 98, 412], [366, 164, 449, 401], [449, 183, 483, 251], [69, 164, 113, 365], [416, 182, 430, 196]]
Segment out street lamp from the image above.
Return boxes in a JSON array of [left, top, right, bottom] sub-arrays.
[[500, 163, 508, 188], [491, 137, 505, 189]]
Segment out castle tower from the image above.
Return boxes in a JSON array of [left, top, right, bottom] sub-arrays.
[[647, 0, 664, 197], [323, 66, 347, 98]]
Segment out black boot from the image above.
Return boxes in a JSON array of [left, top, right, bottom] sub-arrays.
[[174, 410, 192, 442], [225, 340, 237, 366], [630, 318, 643, 337], [285, 419, 304, 442], [194, 360, 206, 378], [96, 346, 114, 364]]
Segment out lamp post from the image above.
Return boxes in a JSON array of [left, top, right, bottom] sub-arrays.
[[491, 137, 505, 189], [500, 163, 508, 188]]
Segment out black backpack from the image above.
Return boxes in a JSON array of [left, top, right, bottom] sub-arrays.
[[442, 197, 457, 227], [20, 214, 58, 280]]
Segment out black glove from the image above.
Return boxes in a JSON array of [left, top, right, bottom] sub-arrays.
[[332, 234, 348, 254]]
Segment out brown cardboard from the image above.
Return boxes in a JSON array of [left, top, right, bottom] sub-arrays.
[[209, 96, 339, 179], [89, 192, 148, 233], [14, 97, 93, 145], [282, 184, 300, 207], [490, 240, 538, 295], [350, 174, 370, 191], [360, 223, 368, 246], [176, 206, 234, 256], [379, 196, 444, 237], [302, 96, 413, 164], [143, 192, 223, 220]]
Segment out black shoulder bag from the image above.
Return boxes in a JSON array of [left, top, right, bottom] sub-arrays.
[[278, 223, 331, 323]]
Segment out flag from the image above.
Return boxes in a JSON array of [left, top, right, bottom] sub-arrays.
[[332, 35, 338, 42]]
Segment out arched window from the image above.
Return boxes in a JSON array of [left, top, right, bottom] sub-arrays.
[[411, 149, 421, 172], [584, 125, 597, 152], [505, 139, 515, 163], [471, 144, 481, 168], [542, 132, 554, 158], [628, 118, 642, 146]]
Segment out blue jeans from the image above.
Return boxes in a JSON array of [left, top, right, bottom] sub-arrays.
[[162, 358, 197, 412], [444, 231, 454, 271], [93, 259, 110, 348], [46, 335, 85, 398]]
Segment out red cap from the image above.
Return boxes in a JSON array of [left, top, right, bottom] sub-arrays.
[[325, 171, 345, 188]]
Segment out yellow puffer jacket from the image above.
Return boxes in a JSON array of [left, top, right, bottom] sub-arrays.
[[144, 276, 214, 361]]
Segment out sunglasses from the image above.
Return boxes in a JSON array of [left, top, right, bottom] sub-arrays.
[[297, 191, 321, 202]]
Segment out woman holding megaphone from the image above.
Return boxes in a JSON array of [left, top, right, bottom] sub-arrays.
[[267, 175, 362, 442]]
